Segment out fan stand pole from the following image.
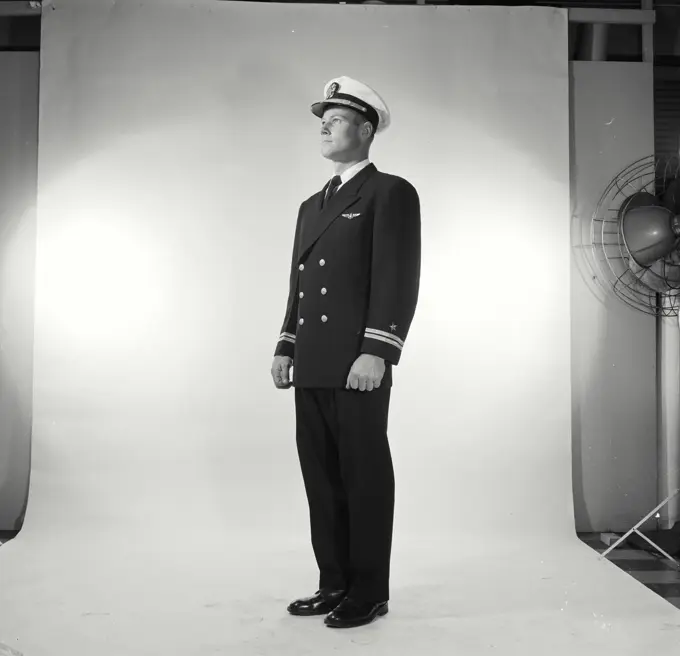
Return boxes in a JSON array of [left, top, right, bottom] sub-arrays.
[[598, 488, 680, 567], [599, 298, 680, 567]]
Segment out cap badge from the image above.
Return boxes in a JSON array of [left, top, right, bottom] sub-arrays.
[[326, 82, 340, 99]]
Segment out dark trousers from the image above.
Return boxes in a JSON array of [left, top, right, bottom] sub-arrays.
[[294, 386, 394, 603]]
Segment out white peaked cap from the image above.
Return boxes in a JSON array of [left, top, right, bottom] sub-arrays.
[[310, 76, 391, 134]]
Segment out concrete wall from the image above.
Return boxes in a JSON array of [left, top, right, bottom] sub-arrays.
[[570, 61, 658, 533]]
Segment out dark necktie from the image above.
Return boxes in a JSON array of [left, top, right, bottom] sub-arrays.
[[323, 175, 342, 208]]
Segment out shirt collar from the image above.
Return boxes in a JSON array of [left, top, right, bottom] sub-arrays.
[[338, 159, 371, 186]]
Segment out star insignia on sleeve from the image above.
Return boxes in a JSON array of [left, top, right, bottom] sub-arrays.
[[389, 323, 397, 332]]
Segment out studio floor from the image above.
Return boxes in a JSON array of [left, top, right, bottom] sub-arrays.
[[1, 531, 679, 615], [2, 529, 680, 654], [2, 530, 679, 616]]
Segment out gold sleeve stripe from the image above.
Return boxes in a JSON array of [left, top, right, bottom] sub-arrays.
[[364, 329, 404, 351], [364, 327, 404, 347]]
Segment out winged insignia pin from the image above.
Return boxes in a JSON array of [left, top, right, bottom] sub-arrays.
[[342, 213, 361, 220]]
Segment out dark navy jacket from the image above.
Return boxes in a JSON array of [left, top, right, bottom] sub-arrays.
[[274, 163, 421, 388]]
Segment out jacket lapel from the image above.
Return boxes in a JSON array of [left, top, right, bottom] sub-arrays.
[[298, 163, 377, 263]]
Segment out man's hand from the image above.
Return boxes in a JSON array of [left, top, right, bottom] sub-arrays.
[[346, 354, 385, 391], [272, 355, 293, 389]]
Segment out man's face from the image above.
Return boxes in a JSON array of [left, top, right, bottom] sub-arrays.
[[320, 107, 368, 161]]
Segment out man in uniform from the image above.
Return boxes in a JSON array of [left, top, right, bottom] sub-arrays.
[[270, 76, 421, 629]]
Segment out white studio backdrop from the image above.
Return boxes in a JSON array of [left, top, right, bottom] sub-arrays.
[[1, 2, 678, 655]]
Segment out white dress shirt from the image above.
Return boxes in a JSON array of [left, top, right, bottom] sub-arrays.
[[333, 159, 371, 192]]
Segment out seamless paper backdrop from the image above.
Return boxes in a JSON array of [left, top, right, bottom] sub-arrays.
[[1, 2, 678, 655]]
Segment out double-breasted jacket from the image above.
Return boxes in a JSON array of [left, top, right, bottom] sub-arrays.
[[274, 163, 421, 388]]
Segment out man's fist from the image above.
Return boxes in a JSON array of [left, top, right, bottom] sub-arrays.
[[346, 353, 385, 391], [271, 355, 293, 389]]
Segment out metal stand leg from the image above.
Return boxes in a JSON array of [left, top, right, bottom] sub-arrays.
[[599, 488, 680, 568]]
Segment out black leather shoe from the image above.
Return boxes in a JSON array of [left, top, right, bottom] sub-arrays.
[[324, 597, 388, 628], [287, 589, 347, 616]]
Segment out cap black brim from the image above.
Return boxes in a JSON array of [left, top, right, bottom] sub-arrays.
[[311, 99, 380, 131], [311, 101, 332, 118]]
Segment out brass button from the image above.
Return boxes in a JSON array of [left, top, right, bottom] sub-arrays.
[[319, 259, 325, 266], [299, 292, 304, 298], [299, 318, 304, 325], [299, 264, 304, 271], [321, 315, 328, 323], [321, 287, 327, 295]]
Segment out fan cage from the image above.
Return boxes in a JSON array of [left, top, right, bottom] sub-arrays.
[[589, 154, 680, 317]]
